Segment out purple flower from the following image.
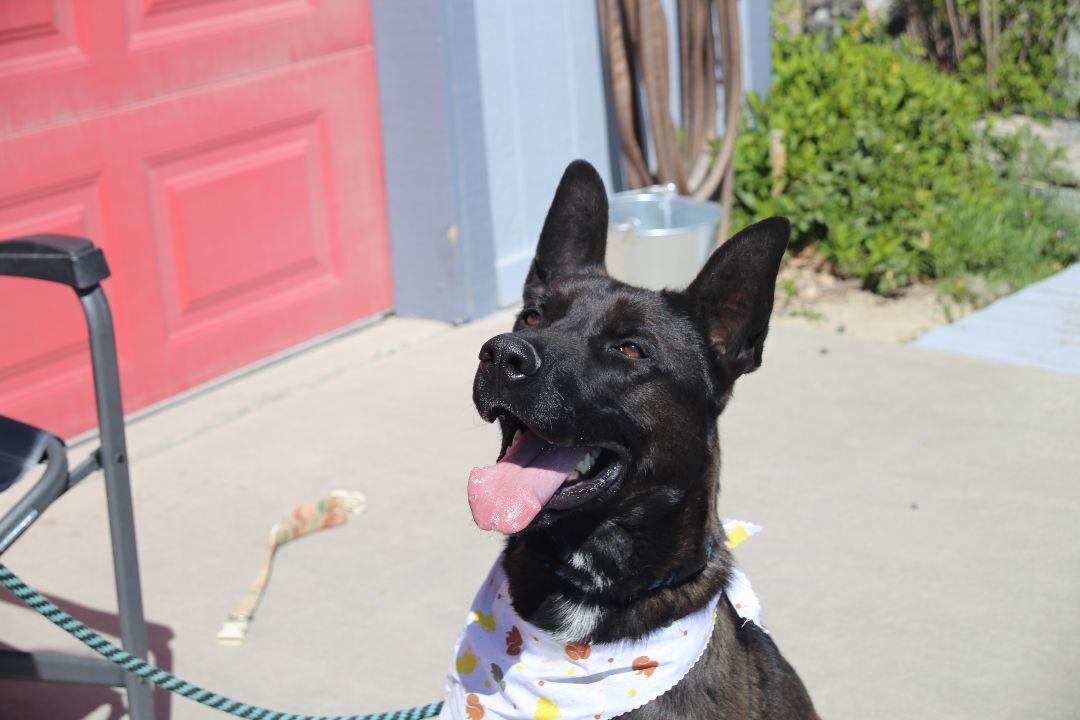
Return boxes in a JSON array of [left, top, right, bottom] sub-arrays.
[[1023, 209, 1032, 219], [1056, 229, 1065, 238]]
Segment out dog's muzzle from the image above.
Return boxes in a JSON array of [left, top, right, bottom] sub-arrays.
[[478, 333, 541, 382]]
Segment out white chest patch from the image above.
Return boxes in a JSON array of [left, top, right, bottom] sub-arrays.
[[439, 519, 764, 720]]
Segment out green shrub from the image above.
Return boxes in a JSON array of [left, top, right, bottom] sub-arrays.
[[732, 26, 1080, 298], [931, 128, 1080, 302], [931, 185, 1077, 303], [902, 0, 1080, 116]]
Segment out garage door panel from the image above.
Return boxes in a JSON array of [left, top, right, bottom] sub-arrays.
[[119, 1, 371, 113], [0, 175, 106, 372], [0, 1, 84, 69], [320, 49, 393, 310], [0, 4, 389, 438], [0, 174, 110, 434], [130, 50, 391, 392], [0, 102, 158, 437], [0, 276, 94, 436], [147, 112, 337, 334], [127, 0, 313, 48], [0, 1, 101, 135], [3, 0, 372, 134]]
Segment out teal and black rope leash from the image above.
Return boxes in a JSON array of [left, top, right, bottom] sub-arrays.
[[0, 562, 444, 720]]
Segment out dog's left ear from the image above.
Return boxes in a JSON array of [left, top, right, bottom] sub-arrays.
[[686, 217, 790, 379], [525, 160, 608, 290]]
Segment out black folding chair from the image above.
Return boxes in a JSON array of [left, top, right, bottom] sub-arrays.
[[0, 235, 155, 719]]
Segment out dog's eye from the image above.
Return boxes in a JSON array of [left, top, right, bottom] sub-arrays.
[[523, 310, 542, 327], [617, 342, 646, 360]]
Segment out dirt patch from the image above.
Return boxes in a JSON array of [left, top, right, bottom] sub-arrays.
[[772, 261, 971, 344]]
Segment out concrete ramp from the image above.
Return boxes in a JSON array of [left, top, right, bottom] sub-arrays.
[[914, 264, 1080, 376]]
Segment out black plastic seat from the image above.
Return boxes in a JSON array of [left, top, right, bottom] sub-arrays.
[[0, 415, 58, 493], [0, 235, 111, 290]]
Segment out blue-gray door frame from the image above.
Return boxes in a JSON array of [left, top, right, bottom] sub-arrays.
[[372, 0, 770, 323], [372, 0, 500, 323]]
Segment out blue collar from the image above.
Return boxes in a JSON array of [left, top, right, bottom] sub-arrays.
[[647, 543, 714, 591]]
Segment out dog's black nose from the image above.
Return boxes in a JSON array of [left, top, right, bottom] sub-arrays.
[[479, 334, 541, 378]]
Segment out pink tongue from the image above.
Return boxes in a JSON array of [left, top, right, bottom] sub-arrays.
[[468, 430, 589, 534]]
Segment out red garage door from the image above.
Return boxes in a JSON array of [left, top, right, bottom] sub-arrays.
[[0, 1, 392, 438]]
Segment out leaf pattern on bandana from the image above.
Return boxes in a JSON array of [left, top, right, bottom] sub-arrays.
[[632, 656, 659, 677], [465, 693, 484, 719], [490, 663, 506, 691], [473, 611, 496, 632], [456, 651, 477, 675], [506, 626, 524, 656], [564, 642, 591, 660]]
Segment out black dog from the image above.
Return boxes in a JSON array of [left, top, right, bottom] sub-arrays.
[[464, 160, 818, 719]]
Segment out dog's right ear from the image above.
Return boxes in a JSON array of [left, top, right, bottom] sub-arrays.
[[524, 160, 608, 292], [685, 217, 790, 381]]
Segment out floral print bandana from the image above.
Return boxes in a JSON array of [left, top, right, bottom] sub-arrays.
[[440, 519, 763, 720]]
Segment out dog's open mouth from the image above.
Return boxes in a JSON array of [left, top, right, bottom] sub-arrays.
[[467, 423, 623, 534]]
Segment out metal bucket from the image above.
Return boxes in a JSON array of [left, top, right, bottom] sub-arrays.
[[607, 184, 722, 290]]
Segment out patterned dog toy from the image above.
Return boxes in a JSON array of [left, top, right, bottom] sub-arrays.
[[216, 490, 367, 645]]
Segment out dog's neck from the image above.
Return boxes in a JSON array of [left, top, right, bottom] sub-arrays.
[[501, 452, 732, 644]]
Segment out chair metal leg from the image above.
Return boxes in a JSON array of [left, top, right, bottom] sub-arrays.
[[80, 287, 155, 720]]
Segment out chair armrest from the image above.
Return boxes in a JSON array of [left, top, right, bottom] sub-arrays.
[[0, 234, 110, 290]]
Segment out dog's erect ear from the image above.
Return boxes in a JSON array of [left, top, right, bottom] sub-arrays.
[[525, 160, 608, 290], [686, 217, 790, 379]]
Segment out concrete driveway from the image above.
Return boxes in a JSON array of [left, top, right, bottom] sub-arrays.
[[1, 308, 1077, 719]]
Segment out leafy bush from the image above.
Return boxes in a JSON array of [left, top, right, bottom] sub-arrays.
[[930, 184, 1077, 303], [732, 26, 1079, 298], [931, 127, 1079, 302], [901, 0, 1080, 116]]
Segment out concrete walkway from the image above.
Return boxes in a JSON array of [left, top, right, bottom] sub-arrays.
[[915, 264, 1080, 376], [1, 309, 1078, 719]]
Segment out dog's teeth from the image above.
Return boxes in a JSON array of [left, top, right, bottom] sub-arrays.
[[565, 470, 580, 483], [574, 450, 599, 475]]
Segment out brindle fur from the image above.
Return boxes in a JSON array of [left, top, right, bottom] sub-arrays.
[[471, 160, 819, 719]]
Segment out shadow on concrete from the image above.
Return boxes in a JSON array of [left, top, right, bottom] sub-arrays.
[[0, 590, 175, 720]]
